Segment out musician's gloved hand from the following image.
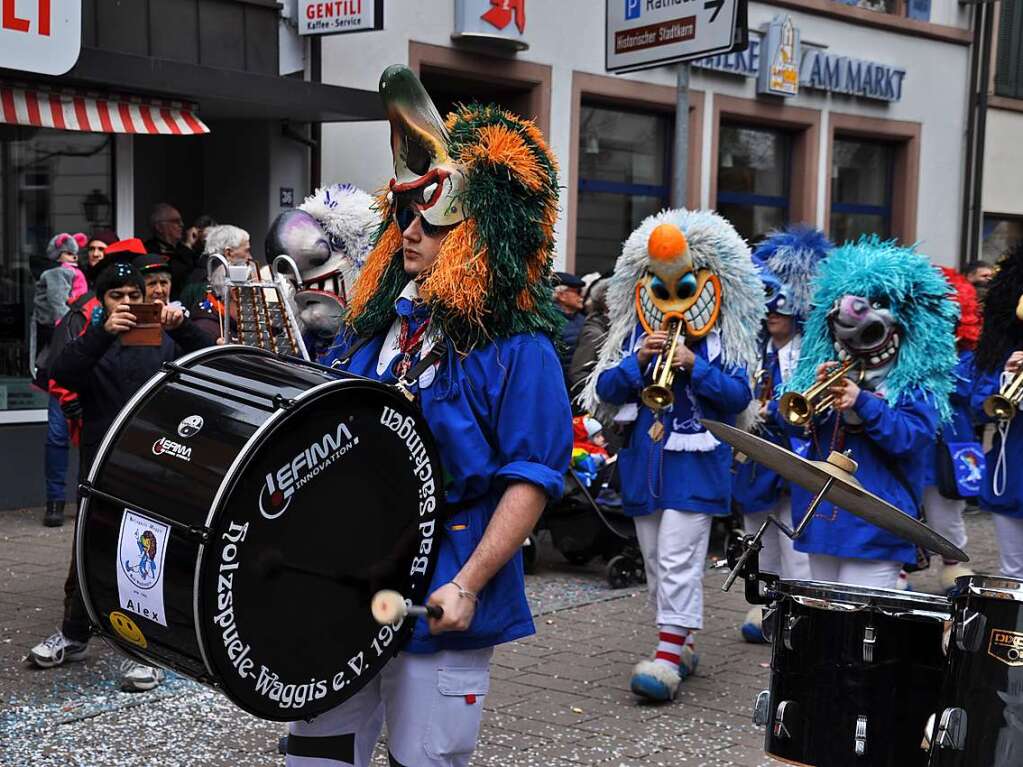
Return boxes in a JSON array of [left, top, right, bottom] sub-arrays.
[[830, 378, 861, 412], [426, 582, 476, 634], [61, 398, 83, 419], [1006, 351, 1023, 375]]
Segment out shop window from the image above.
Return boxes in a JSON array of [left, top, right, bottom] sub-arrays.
[[575, 104, 671, 276], [996, 0, 1023, 99], [982, 214, 1023, 262], [0, 127, 114, 413], [716, 123, 791, 244], [830, 138, 894, 244], [831, 0, 929, 20]]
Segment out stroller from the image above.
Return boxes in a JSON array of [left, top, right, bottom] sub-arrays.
[[526, 459, 646, 589]]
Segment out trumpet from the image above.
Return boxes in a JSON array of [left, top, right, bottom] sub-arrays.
[[983, 368, 1023, 421], [779, 358, 863, 426], [641, 318, 684, 411]]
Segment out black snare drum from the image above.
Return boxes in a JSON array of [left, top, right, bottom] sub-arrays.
[[928, 575, 1023, 766], [76, 345, 443, 720], [755, 580, 950, 766]]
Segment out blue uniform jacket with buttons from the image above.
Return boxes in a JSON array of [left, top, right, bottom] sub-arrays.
[[595, 326, 751, 517], [972, 356, 1023, 518], [321, 314, 572, 654]]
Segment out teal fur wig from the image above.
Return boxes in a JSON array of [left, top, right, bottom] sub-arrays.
[[783, 236, 959, 421]]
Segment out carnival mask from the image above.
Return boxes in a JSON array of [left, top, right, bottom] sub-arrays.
[[266, 209, 338, 283], [380, 65, 466, 228], [635, 223, 721, 337], [760, 271, 794, 317], [828, 294, 900, 381]]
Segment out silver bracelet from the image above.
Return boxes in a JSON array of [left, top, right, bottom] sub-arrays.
[[450, 580, 478, 603]]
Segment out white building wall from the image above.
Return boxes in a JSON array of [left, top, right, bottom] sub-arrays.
[[982, 107, 1023, 217], [320, 0, 971, 267]]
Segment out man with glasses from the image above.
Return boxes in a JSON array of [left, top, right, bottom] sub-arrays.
[[144, 202, 197, 301]]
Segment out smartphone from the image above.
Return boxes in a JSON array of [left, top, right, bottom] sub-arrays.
[[121, 303, 163, 347]]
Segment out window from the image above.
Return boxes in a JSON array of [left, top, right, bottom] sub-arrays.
[[831, 0, 930, 20], [996, 0, 1023, 100], [716, 123, 791, 244], [575, 104, 671, 276], [830, 138, 894, 244], [0, 127, 114, 412], [983, 215, 1023, 262]]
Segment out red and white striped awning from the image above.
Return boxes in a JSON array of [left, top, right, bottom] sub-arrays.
[[0, 84, 209, 135]]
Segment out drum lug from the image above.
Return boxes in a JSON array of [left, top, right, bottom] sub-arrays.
[[272, 394, 296, 410], [773, 700, 796, 740], [783, 615, 800, 651], [752, 690, 770, 727], [935, 707, 968, 751], [854, 715, 868, 756], [954, 608, 986, 653], [862, 625, 877, 663]]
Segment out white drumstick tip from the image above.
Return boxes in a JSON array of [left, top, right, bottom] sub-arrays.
[[371, 590, 407, 625]]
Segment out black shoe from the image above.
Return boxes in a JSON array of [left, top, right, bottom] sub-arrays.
[[43, 501, 65, 527]]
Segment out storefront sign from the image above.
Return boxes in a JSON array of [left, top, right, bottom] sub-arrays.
[[0, 0, 81, 76], [606, 0, 743, 73], [453, 0, 528, 51], [757, 15, 799, 97], [298, 0, 382, 36]]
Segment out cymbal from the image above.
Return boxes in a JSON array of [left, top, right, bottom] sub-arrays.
[[703, 419, 968, 563]]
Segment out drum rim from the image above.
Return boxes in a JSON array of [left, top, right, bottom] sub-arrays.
[[954, 574, 1023, 602], [775, 578, 951, 609]]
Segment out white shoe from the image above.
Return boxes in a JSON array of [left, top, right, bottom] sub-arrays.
[[940, 563, 975, 594], [630, 659, 681, 702], [27, 631, 88, 668], [120, 660, 166, 692]]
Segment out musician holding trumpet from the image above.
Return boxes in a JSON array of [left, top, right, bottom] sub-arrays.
[[972, 244, 1023, 579]]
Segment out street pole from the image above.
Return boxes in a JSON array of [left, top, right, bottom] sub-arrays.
[[673, 63, 690, 208]]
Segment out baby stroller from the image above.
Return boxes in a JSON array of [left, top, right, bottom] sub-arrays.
[[527, 460, 646, 589]]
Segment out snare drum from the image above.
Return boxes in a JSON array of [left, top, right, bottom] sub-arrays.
[[754, 580, 950, 766], [928, 575, 1023, 766], [76, 345, 443, 720]]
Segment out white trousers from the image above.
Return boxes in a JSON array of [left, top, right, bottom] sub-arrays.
[[923, 485, 969, 557], [993, 514, 1023, 579], [634, 510, 713, 630], [745, 498, 811, 581], [808, 554, 903, 589], [286, 648, 493, 767]]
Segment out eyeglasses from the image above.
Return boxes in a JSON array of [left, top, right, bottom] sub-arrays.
[[394, 205, 448, 237]]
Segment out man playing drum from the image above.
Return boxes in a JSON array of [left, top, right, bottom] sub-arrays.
[[296, 66, 572, 767]]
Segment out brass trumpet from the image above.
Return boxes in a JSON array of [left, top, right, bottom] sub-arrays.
[[779, 358, 863, 426], [983, 367, 1023, 421], [641, 318, 685, 411]]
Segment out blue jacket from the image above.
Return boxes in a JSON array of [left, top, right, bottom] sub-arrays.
[[922, 350, 976, 487], [789, 388, 938, 565], [595, 327, 751, 517], [972, 357, 1023, 518], [321, 322, 572, 653]]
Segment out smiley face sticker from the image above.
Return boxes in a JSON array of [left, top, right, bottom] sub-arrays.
[[109, 610, 148, 649]]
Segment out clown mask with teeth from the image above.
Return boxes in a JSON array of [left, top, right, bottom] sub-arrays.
[[828, 294, 900, 390], [635, 223, 722, 338]]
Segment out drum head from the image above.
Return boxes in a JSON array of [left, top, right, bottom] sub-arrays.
[[775, 579, 950, 614], [199, 379, 443, 720]]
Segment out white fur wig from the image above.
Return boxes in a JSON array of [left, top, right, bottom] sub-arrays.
[[581, 208, 764, 418], [299, 183, 377, 285]]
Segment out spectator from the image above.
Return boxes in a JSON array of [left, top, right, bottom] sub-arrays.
[[569, 276, 611, 405], [204, 224, 252, 265], [82, 230, 117, 283], [554, 271, 586, 388], [133, 254, 173, 305], [180, 225, 253, 328], [27, 261, 213, 691], [965, 259, 995, 302], [144, 202, 196, 301], [185, 213, 217, 255]]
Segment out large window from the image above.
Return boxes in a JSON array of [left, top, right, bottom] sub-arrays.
[[830, 138, 894, 244], [575, 104, 671, 276], [0, 127, 114, 413], [983, 215, 1023, 262], [717, 123, 791, 244], [996, 0, 1023, 100]]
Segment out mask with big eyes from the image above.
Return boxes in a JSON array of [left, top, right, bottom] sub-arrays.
[[635, 223, 722, 337], [828, 294, 900, 372]]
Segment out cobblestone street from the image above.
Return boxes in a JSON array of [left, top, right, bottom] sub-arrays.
[[0, 506, 1003, 766]]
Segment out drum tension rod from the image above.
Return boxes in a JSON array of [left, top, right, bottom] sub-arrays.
[[161, 362, 297, 410], [78, 482, 210, 541]]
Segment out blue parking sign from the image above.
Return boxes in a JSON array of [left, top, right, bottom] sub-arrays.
[[625, 0, 641, 20]]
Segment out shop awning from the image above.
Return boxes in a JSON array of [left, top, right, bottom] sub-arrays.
[[0, 84, 210, 135]]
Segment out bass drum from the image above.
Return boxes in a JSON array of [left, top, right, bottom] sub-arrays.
[[928, 575, 1023, 766], [76, 345, 444, 721], [756, 580, 950, 766]]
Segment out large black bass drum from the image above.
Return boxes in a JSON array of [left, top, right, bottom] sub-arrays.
[[928, 575, 1023, 766], [754, 580, 950, 766], [76, 345, 443, 721]]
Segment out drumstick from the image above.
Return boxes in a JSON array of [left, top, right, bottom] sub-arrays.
[[371, 590, 443, 624]]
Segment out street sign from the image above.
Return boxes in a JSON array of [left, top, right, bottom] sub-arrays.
[[607, 0, 743, 74], [298, 0, 383, 36], [0, 0, 81, 76]]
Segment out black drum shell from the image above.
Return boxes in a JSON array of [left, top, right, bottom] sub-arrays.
[[77, 346, 444, 721], [763, 581, 949, 767], [929, 579, 1023, 766]]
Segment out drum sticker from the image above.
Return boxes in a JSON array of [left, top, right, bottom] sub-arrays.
[[177, 414, 204, 438], [152, 436, 192, 462], [116, 510, 170, 626], [109, 610, 148, 649], [989, 628, 1023, 667]]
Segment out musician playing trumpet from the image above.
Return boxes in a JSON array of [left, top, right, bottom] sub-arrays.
[[583, 212, 763, 703], [972, 243, 1023, 579]]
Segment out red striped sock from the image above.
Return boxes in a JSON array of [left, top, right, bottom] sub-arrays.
[[653, 627, 688, 670]]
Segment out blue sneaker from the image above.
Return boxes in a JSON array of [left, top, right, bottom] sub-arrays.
[[630, 645, 699, 701], [740, 606, 769, 644]]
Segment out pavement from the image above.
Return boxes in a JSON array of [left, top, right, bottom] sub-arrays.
[[0, 505, 1003, 767]]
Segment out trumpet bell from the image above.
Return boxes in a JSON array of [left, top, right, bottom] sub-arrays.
[[984, 394, 1017, 421], [778, 391, 812, 426], [641, 385, 674, 411]]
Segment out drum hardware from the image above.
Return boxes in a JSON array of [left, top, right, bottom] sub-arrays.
[[934, 708, 967, 751], [76, 481, 210, 542], [773, 700, 797, 740], [854, 715, 869, 757], [982, 367, 1023, 421], [782, 614, 799, 651], [640, 317, 684, 412], [753, 690, 771, 727], [778, 358, 865, 427], [863, 624, 877, 663], [952, 607, 985, 652], [160, 361, 298, 412], [371, 590, 444, 625]]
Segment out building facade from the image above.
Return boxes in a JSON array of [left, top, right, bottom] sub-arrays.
[[319, 0, 973, 277]]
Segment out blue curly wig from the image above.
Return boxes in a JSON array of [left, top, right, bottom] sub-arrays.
[[783, 236, 959, 421], [752, 226, 833, 322]]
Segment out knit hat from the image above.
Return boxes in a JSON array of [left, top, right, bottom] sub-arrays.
[[47, 233, 79, 261], [95, 261, 145, 303], [88, 229, 118, 246]]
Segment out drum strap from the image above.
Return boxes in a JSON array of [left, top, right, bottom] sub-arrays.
[[396, 342, 448, 393], [332, 334, 375, 368]]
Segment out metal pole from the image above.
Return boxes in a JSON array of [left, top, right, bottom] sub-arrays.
[[968, 0, 996, 264], [673, 64, 690, 208]]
